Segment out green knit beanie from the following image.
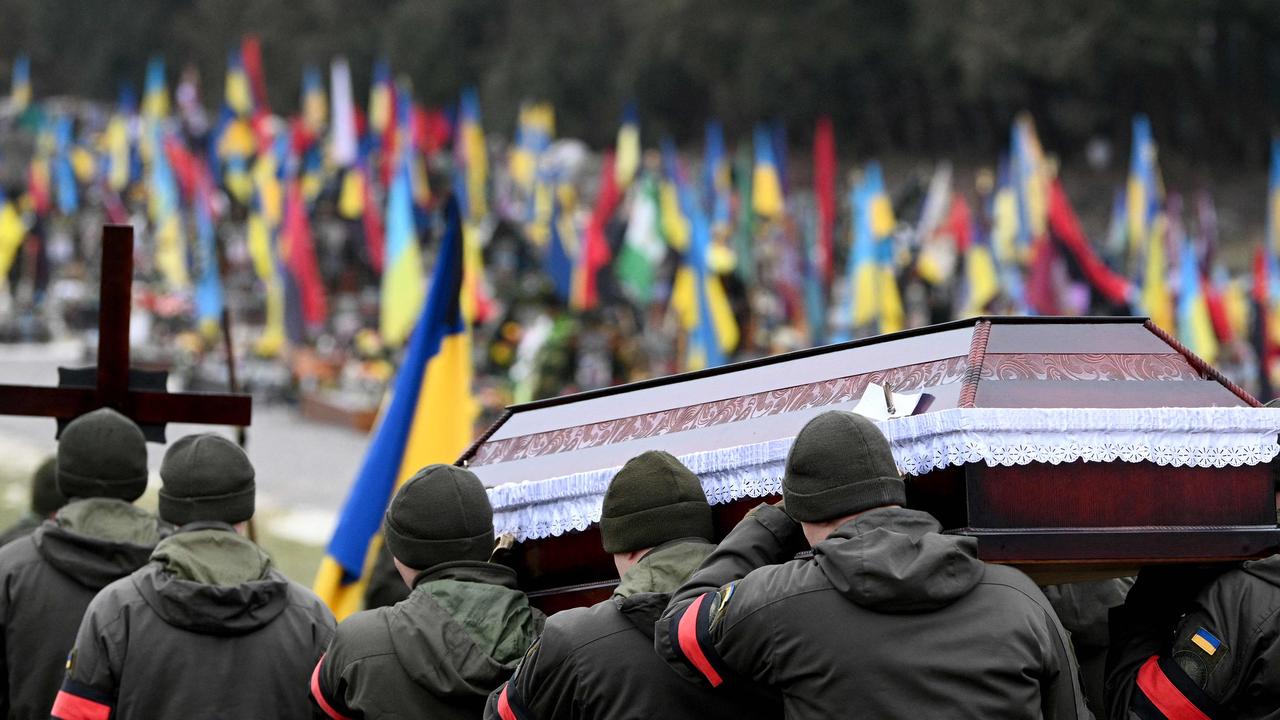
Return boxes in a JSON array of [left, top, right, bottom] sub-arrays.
[[383, 465, 495, 571], [159, 434, 256, 525], [599, 450, 713, 554], [30, 456, 65, 516], [783, 411, 905, 522], [57, 408, 149, 502]]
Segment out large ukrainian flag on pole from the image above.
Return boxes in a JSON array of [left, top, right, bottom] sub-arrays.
[[314, 195, 477, 620]]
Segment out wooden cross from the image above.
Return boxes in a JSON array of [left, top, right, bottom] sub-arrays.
[[0, 225, 251, 440]]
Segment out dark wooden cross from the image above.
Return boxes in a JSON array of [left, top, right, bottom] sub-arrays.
[[0, 225, 251, 440]]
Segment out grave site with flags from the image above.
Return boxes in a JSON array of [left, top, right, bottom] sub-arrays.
[[1, 5, 1280, 717]]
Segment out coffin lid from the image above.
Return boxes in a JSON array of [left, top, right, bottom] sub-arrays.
[[461, 316, 1276, 542]]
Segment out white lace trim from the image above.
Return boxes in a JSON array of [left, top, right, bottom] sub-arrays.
[[486, 407, 1280, 541]]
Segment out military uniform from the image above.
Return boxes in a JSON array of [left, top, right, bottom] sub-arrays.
[[53, 524, 334, 719], [316, 561, 544, 719], [1105, 559, 1280, 719], [53, 433, 336, 720], [1044, 578, 1133, 714], [0, 499, 162, 719], [0, 409, 157, 720], [656, 504, 1090, 720], [487, 539, 781, 720], [656, 411, 1090, 720], [313, 464, 544, 719]]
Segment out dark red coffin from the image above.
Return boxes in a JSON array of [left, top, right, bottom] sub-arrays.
[[461, 317, 1280, 612]]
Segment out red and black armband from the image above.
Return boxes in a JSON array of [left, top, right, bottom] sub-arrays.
[[666, 591, 734, 688], [494, 679, 536, 720], [310, 655, 356, 720], [51, 679, 114, 720], [1131, 655, 1226, 720]]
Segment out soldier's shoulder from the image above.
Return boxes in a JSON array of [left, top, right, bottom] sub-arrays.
[[328, 606, 396, 667], [0, 532, 40, 569], [731, 557, 832, 609], [973, 562, 1059, 614], [541, 598, 632, 653]]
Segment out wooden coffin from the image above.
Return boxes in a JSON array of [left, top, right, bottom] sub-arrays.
[[460, 317, 1280, 612]]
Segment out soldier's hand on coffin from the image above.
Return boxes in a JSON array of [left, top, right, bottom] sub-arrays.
[[743, 501, 807, 560]]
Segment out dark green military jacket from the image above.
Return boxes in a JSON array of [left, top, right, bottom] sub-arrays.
[[53, 523, 336, 720], [656, 504, 1092, 720], [313, 560, 544, 720], [1105, 556, 1280, 719], [1044, 578, 1133, 716], [0, 498, 163, 720], [485, 539, 782, 720]]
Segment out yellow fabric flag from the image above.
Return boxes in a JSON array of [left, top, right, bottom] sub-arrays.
[[0, 202, 27, 278], [338, 169, 365, 220]]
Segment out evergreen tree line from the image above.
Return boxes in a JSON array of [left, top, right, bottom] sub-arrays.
[[1, 0, 1278, 166]]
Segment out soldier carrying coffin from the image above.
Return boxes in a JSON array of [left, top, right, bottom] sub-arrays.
[[654, 409, 1091, 719]]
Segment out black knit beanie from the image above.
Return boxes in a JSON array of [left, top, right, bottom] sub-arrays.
[[57, 408, 149, 502], [599, 450, 713, 554], [782, 411, 905, 522], [30, 456, 65, 516], [158, 434, 256, 525], [383, 465, 494, 571]]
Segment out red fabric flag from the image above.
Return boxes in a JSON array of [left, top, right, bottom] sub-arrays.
[[1205, 282, 1233, 343], [574, 152, 621, 310], [946, 195, 973, 252], [1026, 236, 1060, 315], [362, 169, 385, 273], [1047, 179, 1132, 306], [240, 35, 270, 113], [282, 181, 327, 328], [813, 117, 837, 284]]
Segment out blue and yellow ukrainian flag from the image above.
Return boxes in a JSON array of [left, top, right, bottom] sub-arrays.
[[1177, 237, 1218, 363], [225, 49, 253, 118], [142, 58, 168, 120], [381, 144, 426, 348], [666, 142, 738, 370], [9, 55, 30, 111], [315, 196, 477, 620], [1010, 114, 1047, 257], [457, 88, 488, 223], [846, 162, 901, 333], [752, 125, 784, 219], [1265, 138, 1280, 310], [1127, 114, 1161, 269]]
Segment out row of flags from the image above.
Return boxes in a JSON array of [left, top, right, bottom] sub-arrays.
[[4, 45, 1267, 375]]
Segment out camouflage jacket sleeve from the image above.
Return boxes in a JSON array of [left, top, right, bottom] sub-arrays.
[[1106, 565, 1268, 719], [51, 588, 127, 720], [655, 503, 803, 689]]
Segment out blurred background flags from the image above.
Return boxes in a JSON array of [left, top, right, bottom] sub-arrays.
[[314, 195, 476, 620], [380, 140, 425, 348], [1127, 114, 1161, 271], [142, 57, 168, 120], [751, 124, 784, 219], [813, 116, 837, 286], [329, 57, 358, 167], [666, 143, 738, 370], [614, 103, 640, 190], [8, 54, 30, 112], [1177, 231, 1218, 362]]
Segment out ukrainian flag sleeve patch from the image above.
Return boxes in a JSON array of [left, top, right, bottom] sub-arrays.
[[1190, 628, 1221, 656]]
